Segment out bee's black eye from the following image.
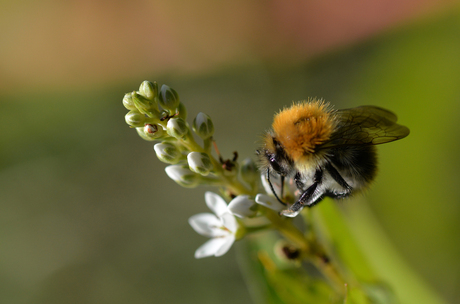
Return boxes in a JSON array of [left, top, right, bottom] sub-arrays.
[[269, 156, 281, 173]]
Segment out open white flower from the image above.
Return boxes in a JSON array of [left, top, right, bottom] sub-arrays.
[[188, 192, 239, 258], [228, 195, 257, 218]]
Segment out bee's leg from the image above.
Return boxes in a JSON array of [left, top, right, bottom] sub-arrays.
[[280, 169, 324, 217], [325, 162, 353, 196]]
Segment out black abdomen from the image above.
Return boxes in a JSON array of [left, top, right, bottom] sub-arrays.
[[329, 145, 378, 187]]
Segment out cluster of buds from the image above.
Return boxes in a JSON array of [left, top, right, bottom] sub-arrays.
[[123, 81, 187, 141], [122, 81, 260, 192]]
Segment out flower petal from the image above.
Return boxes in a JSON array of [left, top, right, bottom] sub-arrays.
[[214, 235, 235, 257], [205, 192, 228, 217], [188, 213, 227, 237], [255, 194, 286, 212], [261, 174, 282, 198], [220, 212, 238, 234], [194, 237, 229, 259], [228, 195, 257, 218]]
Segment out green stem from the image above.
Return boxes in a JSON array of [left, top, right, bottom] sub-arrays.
[[241, 224, 273, 237], [311, 249, 348, 296], [263, 209, 309, 252], [179, 131, 205, 153], [264, 207, 348, 295], [179, 132, 250, 196]]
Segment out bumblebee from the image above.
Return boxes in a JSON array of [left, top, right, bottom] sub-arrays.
[[258, 99, 409, 217]]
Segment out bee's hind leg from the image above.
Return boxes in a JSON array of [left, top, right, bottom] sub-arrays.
[[325, 161, 353, 195]]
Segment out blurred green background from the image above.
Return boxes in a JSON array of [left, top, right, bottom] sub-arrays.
[[1, 1, 460, 303]]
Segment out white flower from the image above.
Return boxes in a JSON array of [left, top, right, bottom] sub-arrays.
[[228, 195, 257, 218], [188, 192, 239, 258]]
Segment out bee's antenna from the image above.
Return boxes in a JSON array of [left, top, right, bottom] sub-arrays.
[[280, 176, 285, 198], [267, 168, 287, 206]]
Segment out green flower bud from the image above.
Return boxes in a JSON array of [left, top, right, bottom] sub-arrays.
[[159, 85, 180, 111], [240, 158, 259, 185], [154, 142, 183, 164], [135, 124, 166, 141], [122, 92, 137, 111], [165, 165, 200, 188], [167, 117, 188, 139], [176, 102, 187, 120], [139, 81, 158, 100], [125, 110, 146, 127], [192, 112, 214, 140], [187, 152, 213, 176], [143, 124, 166, 139], [132, 91, 152, 112], [132, 92, 161, 119], [136, 127, 155, 141]]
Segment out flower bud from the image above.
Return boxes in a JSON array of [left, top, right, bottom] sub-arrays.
[[132, 92, 161, 120], [165, 165, 200, 188], [166, 117, 188, 139], [274, 240, 301, 262], [192, 112, 214, 140], [240, 158, 259, 185], [176, 102, 187, 120], [132, 92, 152, 112], [143, 124, 166, 139], [159, 85, 180, 111], [187, 152, 213, 176], [139, 81, 158, 100], [136, 127, 157, 141], [125, 110, 146, 127], [122, 92, 137, 111], [154, 142, 183, 164]]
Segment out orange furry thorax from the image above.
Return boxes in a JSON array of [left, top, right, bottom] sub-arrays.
[[272, 100, 336, 162]]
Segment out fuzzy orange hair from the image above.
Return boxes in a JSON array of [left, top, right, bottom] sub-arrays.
[[272, 100, 336, 162]]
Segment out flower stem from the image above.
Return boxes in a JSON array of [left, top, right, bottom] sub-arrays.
[[263, 209, 309, 252], [264, 207, 348, 296]]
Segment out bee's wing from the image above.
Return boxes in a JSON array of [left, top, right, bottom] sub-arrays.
[[321, 106, 410, 148]]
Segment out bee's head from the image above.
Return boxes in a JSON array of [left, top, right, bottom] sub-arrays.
[[257, 133, 294, 177], [257, 100, 336, 176], [272, 100, 336, 162]]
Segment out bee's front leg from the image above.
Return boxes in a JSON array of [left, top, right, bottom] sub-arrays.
[[280, 169, 324, 217]]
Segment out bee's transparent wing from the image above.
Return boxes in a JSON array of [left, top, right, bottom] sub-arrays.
[[320, 106, 410, 148]]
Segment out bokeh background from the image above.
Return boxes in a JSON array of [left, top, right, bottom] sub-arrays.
[[1, 1, 460, 303]]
